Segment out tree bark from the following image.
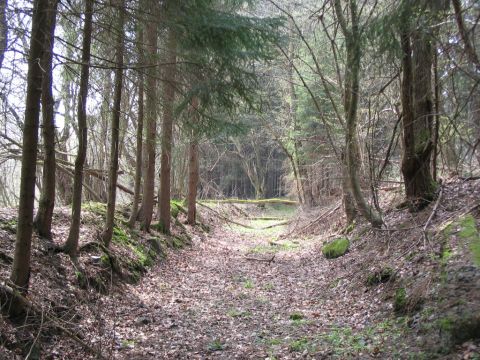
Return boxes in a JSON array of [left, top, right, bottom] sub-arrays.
[[334, 0, 383, 227], [34, 0, 59, 239], [399, 3, 437, 210], [342, 152, 357, 224], [452, 0, 480, 73], [63, 0, 94, 257], [0, 0, 7, 70], [102, 0, 125, 247], [187, 98, 199, 225], [158, 28, 177, 234], [10, 0, 49, 292], [128, 25, 144, 228], [140, 2, 158, 232]]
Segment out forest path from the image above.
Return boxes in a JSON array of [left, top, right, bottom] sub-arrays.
[[107, 208, 356, 359]]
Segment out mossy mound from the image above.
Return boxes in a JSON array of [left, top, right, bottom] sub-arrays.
[[322, 237, 350, 259], [0, 217, 17, 234], [437, 312, 480, 346], [366, 267, 395, 286], [171, 200, 187, 219], [393, 287, 423, 315]]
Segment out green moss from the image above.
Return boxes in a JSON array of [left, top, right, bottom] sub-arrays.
[[445, 215, 480, 266], [0, 218, 17, 234], [172, 236, 185, 248], [75, 270, 87, 288], [344, 221, 355, 234], [227, 309, 252, 318], [170, 200, 187, 219], [290, 337, 311, 352], [153, 221, 168, 234], [322, 237, 350, 259], [243, 279, 254, 289], [289, 312, 304, 321], [100, 254, 110, 266], [112, 226, 130, 245], [394, 288, 407, 314], [366, 267, 394, 286], [458, 215, 480, 266], [437, 317, 454, 332], [207, 339, 224, 351], [171, 205, 180, 219], [82, 202, 107, 217], [249, 240, 299, 254]]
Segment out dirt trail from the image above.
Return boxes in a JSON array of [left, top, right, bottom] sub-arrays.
[[104, 210, 392, 360], [105, 215, 332, 359]]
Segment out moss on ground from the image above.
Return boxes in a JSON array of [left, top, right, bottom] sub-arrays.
[[171, 200, 187, 219], [443, 214, 480, 266], [249, 240, 299, 254], [0, 218, 17, 233], [394, 288, 407, 314], [366, 267, 394, 286], [322, 237, 349, 259]]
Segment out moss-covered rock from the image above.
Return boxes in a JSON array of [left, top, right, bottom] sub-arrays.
[[322, 237, 350, 259]]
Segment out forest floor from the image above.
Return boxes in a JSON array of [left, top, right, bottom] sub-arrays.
[[1, 178, 480, 359]]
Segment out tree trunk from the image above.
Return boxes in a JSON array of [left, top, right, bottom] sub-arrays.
[[334, 0, 383, 227], [187, 97, 199, 225], [128, 26, 144, 228], [399, 4, 436, 210], [140, 4, 158, 232], [452, 0, 480, 73], [63, 0, 94, 257], [342, 152, 357, 224], [158, 28, 177, 234], [0, 0, 7, 70], [34, 0, 59, 239], [286, 36, 305, 204], [10, 0, 49, 292], [102, 0, 125, 247]]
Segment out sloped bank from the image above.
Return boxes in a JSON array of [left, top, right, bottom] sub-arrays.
[[0, 201, 206, 358]]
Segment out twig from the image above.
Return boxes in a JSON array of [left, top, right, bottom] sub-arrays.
[[25, 308, 44, 360], [244, 254, 275, 264], [422, 185, 444, 247], [259, 220, 289, 229]]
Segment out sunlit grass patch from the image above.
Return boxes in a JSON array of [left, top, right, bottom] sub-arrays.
[[249, 240, 299, 254]]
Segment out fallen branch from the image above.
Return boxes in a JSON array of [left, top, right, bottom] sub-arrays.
[[200, 198, 298, 206], [244, 254, 275, 264], [197, 202, 253, 228], [249, 216, 284, 221], [259, 220, 289, 229], [301, 202, 341, 234]]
